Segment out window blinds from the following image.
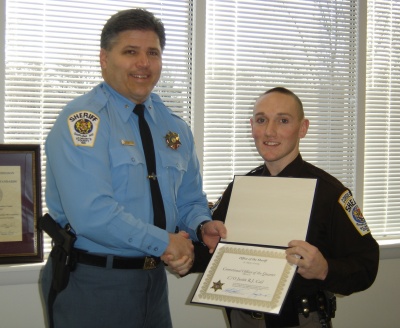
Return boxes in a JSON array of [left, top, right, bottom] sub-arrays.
[[4, 0, 400, 249], [5, 1, 193, 140], [203, 0, 358, 202], [5, 0, 193, 254], [364, 0, 400, 238]]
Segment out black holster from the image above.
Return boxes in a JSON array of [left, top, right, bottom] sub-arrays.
[[317, 290, 336, 325], [39, 214, 77, 328], [49, 243, 76, 292], [39, 213, 77, 292]]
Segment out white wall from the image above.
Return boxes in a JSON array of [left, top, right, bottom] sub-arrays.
[[0, 254, 399, 328]]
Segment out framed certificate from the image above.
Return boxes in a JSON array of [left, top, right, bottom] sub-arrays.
[[0, 144, 43, 264], [192, 176, 317, 314]]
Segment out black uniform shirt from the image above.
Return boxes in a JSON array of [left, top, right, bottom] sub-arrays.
[[193, 154, 379, 327]]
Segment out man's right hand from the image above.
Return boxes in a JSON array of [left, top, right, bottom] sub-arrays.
[[161, 231, 194, 276]]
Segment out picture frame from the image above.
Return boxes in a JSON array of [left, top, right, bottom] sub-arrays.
[[0, 144, 43, 264]]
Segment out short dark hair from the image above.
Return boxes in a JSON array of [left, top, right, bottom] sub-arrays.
[[263, 87, 304, 119], [101, 8, 166, 51]]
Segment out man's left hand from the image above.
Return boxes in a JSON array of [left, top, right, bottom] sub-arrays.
[[285, 240, 328, 280], [162, 253, 194, 276], [201, 221, 227, 253]]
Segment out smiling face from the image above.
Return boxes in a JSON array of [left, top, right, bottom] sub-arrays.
[[250, 91, 309, 176], [100, 29, 162, 104]]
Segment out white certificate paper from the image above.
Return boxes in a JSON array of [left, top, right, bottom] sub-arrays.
[[223, 176, 317, 247], [192, 243, 296, 314], [192, 176, 317, 314]]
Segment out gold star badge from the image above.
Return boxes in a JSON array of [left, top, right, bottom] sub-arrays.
[[165, 131, 181, 150], [211, 280, 224, 292]]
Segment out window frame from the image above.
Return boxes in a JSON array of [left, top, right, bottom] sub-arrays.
[[0, 1, 399, 277]]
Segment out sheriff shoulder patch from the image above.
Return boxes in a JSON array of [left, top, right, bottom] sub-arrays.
[[68, 111, 100, 147], [338, 190, 370, 236]]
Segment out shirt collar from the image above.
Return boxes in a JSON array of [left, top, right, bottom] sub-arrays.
[[261, 154, 304, 177], [101, 82, 155, 123]]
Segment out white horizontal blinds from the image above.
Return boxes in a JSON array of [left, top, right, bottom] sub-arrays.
[[152, 2, 193, 120], [5, 0, 192, 134], [5, 0, 192, 254], [203, 0, 358, 202], [365, 1, 400, 238]]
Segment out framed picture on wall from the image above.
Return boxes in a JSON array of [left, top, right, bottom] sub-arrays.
[[0, 144, 43, 264]]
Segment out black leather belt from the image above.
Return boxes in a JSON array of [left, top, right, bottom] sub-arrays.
[[75, 250, 161, 270]]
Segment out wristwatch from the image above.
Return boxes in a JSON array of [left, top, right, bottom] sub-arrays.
[[196, 221, 209, 245]]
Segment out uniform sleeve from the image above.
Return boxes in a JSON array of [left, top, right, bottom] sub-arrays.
[[211, 182, 233, 222], [318, 192, 379, 295], [190, 242, 213, 273]]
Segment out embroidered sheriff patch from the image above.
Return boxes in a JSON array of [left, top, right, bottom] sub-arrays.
[[339, 190, 370, 236], [68, 111, 100, 147]]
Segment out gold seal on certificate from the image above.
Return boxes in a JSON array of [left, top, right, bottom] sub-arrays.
[[192, 176, 317, 314], [211, 280, 224, 292]]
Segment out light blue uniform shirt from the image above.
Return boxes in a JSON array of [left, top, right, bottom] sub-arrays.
[[45, 82, 211, 257]]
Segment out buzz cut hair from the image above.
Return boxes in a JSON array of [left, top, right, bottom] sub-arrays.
[[262, 87, 304, 119]]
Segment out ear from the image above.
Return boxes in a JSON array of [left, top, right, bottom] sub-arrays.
[[299, 118, 309, 139], [250, 117, 255, 136], [99, 48, 108, 69]]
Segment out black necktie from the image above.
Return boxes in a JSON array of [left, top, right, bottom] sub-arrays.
[[133, 104, 166, 229]]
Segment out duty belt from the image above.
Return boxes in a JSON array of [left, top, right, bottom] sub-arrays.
[[74, 250, 161, 270], [297, 291, 336, 320]]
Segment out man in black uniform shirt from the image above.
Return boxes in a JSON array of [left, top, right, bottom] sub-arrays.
[[193, 87, 379, 328]]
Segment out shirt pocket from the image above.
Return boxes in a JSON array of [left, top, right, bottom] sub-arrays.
[[109, 145, 147, 202], [159, 150, 188, 202]]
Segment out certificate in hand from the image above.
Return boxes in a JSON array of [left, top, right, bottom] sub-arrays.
[[192, 176, 317, 314]]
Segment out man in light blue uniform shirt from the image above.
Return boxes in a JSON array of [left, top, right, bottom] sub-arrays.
[[40, 8, 226, 328]]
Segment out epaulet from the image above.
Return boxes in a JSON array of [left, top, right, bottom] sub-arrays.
[[247, 164, 264, 176], [151, 93, 185, 121], [302, 161, 345, 191], [66, 86, 107, 114]]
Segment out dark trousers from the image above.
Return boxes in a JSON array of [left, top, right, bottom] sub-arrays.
[[40, 257, 172, 328]]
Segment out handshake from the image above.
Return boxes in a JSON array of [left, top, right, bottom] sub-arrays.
[[161, 221, 226, 276]]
